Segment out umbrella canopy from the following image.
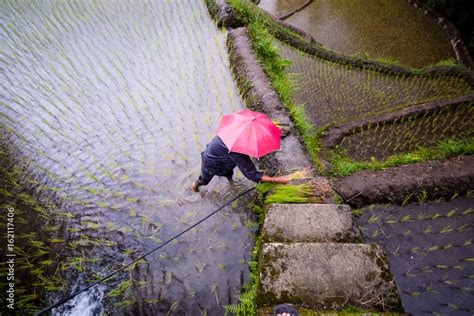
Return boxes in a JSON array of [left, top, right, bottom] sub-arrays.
[[216, 109, 281, 158]]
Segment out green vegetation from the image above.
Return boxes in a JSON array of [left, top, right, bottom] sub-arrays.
[[227, 0, 473, 176], [338, 103, 473, 163], [224, 195, 265, 315], [330, 138, 474, 177], [433, 58, 463, 67], [227, 0, 325, 170], [265, 184, 318, 204]]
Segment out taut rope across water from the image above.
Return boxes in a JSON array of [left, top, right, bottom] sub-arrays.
[[34, 186, 256, 315]]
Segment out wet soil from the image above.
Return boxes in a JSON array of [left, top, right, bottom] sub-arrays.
[[333, 155, 474, 207], [226, 27, 313, 175]]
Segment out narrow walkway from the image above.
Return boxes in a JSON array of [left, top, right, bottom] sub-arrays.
[[256, 203, 404, 313]]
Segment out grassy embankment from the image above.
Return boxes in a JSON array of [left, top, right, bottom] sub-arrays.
[[227, 0, 473, 178]]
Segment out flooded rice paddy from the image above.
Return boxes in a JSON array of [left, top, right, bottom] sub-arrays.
[[257, 0, 307, 19], [0, 0, 257, 314], [277, 40, 473, 128], [356, 197, 474, 315], [339, 101, 474, 161], [262, 0, 456, 68]]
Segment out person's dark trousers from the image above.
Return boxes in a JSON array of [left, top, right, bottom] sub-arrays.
[[197, 152, 234, 185]]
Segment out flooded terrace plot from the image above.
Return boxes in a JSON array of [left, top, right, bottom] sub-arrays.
[[355, 197, 474, 315], [0, 0, 255, 314], [279, 0, 456, 68], [276, 41, 473, 128], [339, 101, 474, 161], [257, 0, 308, 19]]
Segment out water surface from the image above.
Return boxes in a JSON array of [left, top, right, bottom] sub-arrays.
[[258, 0, 307, 18], [284, 0, 455, 68], [0, 0, 255, 314], [277, 40, 472, 127]]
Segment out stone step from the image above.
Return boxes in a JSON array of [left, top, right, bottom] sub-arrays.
[[257, 306, 408, 316], [257, 242, 403, 312], [262, 204, 362, 243]]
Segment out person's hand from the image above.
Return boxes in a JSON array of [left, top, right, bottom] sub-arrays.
[[278, 176, 290, 184]]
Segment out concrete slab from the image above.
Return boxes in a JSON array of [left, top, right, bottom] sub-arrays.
[[263, 204, 362, 242], [257, 243, 403, 312]]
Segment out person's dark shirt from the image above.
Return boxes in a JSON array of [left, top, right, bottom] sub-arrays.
[[202, 136, 263, 183]]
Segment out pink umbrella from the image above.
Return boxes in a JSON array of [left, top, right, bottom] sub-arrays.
[[216, 109, 281, 158]]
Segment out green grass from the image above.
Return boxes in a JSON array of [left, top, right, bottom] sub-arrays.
[[227, 0, 325, 171], [225, 182, 318, 315], [224, 195, 266, 315], [433, 58, 463, 67], [330, 138, 474, 177], [228, 0, 473, 175]]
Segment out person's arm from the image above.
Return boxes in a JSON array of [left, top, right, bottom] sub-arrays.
[[230, 153, 263, 183], [260, 175, 290, 184], [230, 153, 291, 184]]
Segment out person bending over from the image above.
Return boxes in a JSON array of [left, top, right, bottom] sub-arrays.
[[192, 136, 290, 192]]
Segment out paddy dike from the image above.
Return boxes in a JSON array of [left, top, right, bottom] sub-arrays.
[[322, 94, 474, 161], [333, 155, 474, 207], [226, 26, 314, 175]]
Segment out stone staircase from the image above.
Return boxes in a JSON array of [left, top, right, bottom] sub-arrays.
[[256, 203, 404, 313]]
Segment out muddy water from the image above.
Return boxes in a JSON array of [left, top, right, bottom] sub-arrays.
[[0, 0, 256, 314], [276, 40, 472, 127], [356, 198, 474, 315], [339, 102, 474, 161], [258, 0, 307, 18], [282, 0, 455, 68]]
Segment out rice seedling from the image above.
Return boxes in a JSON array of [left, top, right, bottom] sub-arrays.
[[446, 209, 457, 218], [463, 208, 473, 215], [401, 194, 412, 207], [432, 213, 442, 219], [417, 191, 428, 204], [264, 184, 318, 204], [400, 214, 411, 222], [457, 224, 469, 232], [440, 225, 454, 234], [210, 284, 219, 305], [351, 207, 365, 217]]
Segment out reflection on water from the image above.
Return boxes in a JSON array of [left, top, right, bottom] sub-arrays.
[[282, 0, 455, 68], [258, 0, 307, 18], [0, 0, 255, 314], [277, 40, 472, 127]]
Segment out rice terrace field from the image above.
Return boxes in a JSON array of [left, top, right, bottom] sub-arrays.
[[0, 0, 257, 314], [1, 0, 473, 315]]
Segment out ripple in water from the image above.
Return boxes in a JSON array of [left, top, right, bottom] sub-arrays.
[[0, 0, 255, 314]]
